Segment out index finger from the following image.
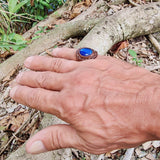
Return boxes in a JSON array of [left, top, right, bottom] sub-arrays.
[[10, 85, 62, 116]]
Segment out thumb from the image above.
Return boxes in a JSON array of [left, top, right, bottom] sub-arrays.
[[26, 124, 80, 154]]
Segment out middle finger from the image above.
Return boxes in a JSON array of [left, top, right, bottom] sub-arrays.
[[16, 71, 69, 91]]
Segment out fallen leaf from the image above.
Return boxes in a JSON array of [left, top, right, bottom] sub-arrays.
[[110, 41, 129, 54], [30, 0, 34, 6], [70, 1, 90, 19], [0, 50, 16, 58], [0, 109, 29, 132], [55, 19, 66, 25]]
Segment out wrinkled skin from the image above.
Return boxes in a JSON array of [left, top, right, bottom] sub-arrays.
[[10, 48, 160, 154]]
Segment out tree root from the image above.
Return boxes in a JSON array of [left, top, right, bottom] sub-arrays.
[[77, 2, 160, 54]]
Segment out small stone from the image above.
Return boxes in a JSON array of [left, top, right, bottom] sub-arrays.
[[139, 157, 148, 160], [142, 141, 152, 150], [142, 43, 147, 48], [135, 148, 147, 158], [107, 9, 114, 15], [146, 153, 155, 160], [139, 152, 147, 158], [79, 48, 93, 56], [0, 108, 7, 117], [135, 148, 141, 155], [149, 56, 153, 60], [152, 141, 160, 148]]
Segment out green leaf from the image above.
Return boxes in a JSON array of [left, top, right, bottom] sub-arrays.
[[13, 0, 28, 13], [12, 45, 20, 50], [32, 35, 41, 40], [8, 0, 19, 13], [13, 33, 25, 41], [0, 7, 10, 22], [0, 28, 5, 34], [128, 49, 137, 58], [8, 33, 16, 40], [35, 30, 43, 34], [0, 126, 6, 131], [40, 1, 50, 8]]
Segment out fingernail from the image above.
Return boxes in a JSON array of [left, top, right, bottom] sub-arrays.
[[27, 141, 47, 154], [24, 57, 34, 67], [10, 86, 18, 98], [52, 48, 60, 56], [16, 72, 24, 82]]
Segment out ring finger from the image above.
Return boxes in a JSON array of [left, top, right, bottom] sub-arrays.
[[52, 47, 102, 61]]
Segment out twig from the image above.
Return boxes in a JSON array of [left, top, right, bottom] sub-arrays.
[[122, 148, 134, 160], [128, 0, 138, 6], [0, 109, 37, 155], [23, 111, 40, 134], [148, 34, 160, 55], [12, 134, 26, 143]]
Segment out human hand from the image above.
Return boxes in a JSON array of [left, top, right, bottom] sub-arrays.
[[10, 48, 160, 154]]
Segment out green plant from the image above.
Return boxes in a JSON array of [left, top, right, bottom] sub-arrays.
[[128, 49, 143, 66], [31, 26, 49, 40], [0, 0, 29, 33], [0, 0, 64, 55], [0, 31, 27, 52], [23, 0, 64, 22]]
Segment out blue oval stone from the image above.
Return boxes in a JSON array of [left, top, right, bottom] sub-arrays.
[[79, 48, 93, 56]]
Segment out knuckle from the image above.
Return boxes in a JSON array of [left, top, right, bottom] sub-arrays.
[[37, 73, 48, 88], [50, 58, 63, 72], [51, 127, 63, 149], [27, 89, 41, 108]]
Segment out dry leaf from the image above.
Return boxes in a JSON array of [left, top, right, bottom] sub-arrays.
[[55, 19, 66, 25], [30, 0, 34, 6], [110, 41, 129, 54], [2, 65, 21, 83], [70, 1, 90, 19], [0, 50, 16, 58], [0, 109, 29, 132]]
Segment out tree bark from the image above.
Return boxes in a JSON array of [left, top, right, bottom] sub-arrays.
[[0, 2, 160, 81], [77, 2, 160, 54]]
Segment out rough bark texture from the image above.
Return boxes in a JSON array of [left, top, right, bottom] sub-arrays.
[[77, 2, 160, 55]]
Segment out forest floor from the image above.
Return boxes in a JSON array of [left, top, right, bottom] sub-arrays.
[[0, 0, 160, 160]]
